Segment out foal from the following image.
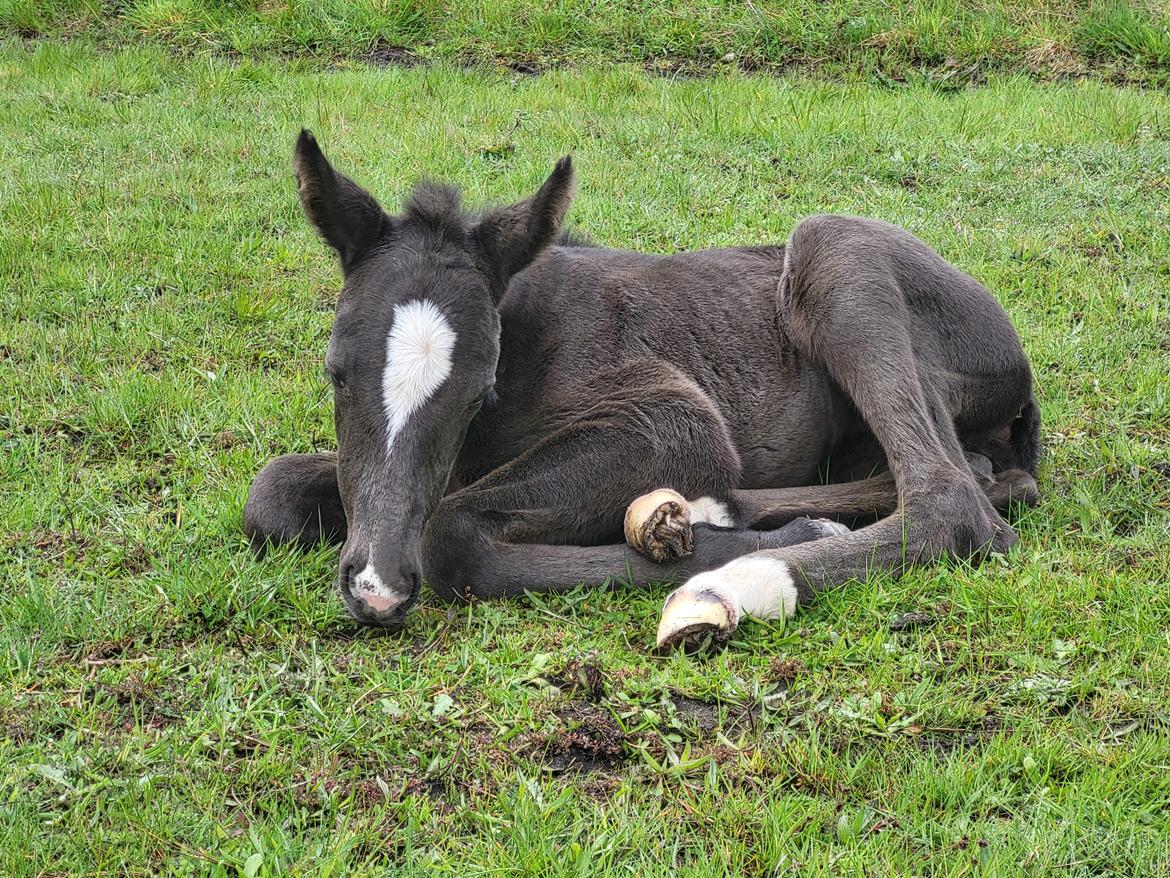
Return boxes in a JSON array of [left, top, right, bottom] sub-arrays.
[[245, 132, 1039, 650]]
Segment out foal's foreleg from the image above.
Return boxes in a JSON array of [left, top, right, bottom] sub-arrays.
[[243, 453, 346, 552], [653, 467, 1033, 650], [655, 514, 919, 649], [421, 361, 842, 602], [624, 465, 1037, 566]]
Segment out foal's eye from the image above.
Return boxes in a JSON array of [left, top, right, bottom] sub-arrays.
[[327, 370, 346, 391], [467, 387, 493, 412]]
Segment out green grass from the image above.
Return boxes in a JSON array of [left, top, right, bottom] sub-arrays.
[[2, 35, 1170, 876], [4, 0, 1170, 83]]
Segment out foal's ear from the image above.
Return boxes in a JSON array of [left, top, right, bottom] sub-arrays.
[[293, 130, 392, 269], [474, 156, 575, 299]]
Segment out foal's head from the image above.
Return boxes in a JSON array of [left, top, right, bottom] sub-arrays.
[[293, 130, 574, 626]]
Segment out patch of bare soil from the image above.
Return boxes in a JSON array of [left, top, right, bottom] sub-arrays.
[[9, 528, 94, 564], [667, 685, 774, 739], [669, 695, 722, 735], [115, 542, 153, 576], [286, 755, 452, 816], [545, 655, 607, 702], [668, 692, 762, 738], [529, 703, 628, 773], [767, 657, 808, 686], [361, 40, 419, 68], [97, 673, 184, 732], [888, 611, 940, 632], [1, 709, 30, 745], [502, 58, 541, 76]]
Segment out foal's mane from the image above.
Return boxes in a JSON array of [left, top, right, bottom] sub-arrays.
[[403, 182, 464, 234], [402, 181, 593, 248]]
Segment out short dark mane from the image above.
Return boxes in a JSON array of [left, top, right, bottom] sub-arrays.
[[404, 181, 593, 250], [557, 228, 595, 248]]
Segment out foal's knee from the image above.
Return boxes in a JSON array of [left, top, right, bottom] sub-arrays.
[[420, 500, 492, 602], [243, 453, 346, 552], [781, 215, 914, 349]]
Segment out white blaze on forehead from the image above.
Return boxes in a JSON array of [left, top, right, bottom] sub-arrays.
[[382, 299, 457, 451]]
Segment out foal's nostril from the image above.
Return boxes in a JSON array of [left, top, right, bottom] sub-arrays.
[[340, 563, 356, 595], [402, 567, 421, 595]]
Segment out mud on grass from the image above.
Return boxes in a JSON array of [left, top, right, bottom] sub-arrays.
[[529, 703, 629, 773]]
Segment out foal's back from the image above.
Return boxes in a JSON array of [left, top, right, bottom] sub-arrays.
[[493, 242, 843, 486]]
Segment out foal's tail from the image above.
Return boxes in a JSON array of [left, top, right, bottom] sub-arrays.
[[1009, 393, 1042, 477], [966, 392, 1042, 478]]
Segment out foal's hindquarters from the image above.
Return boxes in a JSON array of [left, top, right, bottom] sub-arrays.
[[628, 214, 1040, 648]]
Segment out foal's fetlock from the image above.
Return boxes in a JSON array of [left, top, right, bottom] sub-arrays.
[[624, 489, 694, 562], [989, 469, 1040, 510], [908, 474, 1015, 560], [963, 452, 995, 485]]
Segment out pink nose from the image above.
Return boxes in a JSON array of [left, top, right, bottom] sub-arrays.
[[340, 561, 418, 626], [358, 585, 400, 613]]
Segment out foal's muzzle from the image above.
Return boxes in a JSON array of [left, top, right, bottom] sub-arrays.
[[337, 547, 421, 628]]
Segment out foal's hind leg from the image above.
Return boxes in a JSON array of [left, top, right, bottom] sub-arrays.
[[243, 453, 346, 552], [780, 215, 1033, 558], [654, 216, 1039, 649]]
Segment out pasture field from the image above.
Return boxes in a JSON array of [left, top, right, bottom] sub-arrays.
[[2, 22, 1170, 878], [4, 0, 1170, 83]]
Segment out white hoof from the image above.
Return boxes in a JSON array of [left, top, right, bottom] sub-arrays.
[[656, 584, 737, 651], [656, 556, 798, 652]]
